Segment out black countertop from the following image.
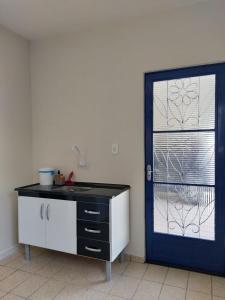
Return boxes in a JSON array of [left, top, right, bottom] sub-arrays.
[[15, 182, 130, 204]]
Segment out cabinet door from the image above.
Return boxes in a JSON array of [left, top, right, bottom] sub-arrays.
[[46, 199, 77, 254], [18, 196, 46, 247]]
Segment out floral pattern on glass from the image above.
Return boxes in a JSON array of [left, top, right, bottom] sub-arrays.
[[154, 184, 215, 240], [153, 75, 215, 131]]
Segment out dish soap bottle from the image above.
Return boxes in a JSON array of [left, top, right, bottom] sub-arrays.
[[54, 170, 65, 186]]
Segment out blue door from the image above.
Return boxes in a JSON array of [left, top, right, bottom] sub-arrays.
[[145, 63, 225, 274]]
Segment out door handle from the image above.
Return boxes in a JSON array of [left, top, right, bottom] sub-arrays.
[[46, 204, 50, 221], [40, 203, 44, 220], [85, 228, 101, 234], [146, 164, 153, 181]]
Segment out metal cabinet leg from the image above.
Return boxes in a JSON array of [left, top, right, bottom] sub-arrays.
[[106, 261, 112, 281], [119, 251, 125, 264], [24, 245, 31, 261]]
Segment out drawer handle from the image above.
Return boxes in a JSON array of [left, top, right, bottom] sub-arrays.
[[84, 209, 100, 215], [85, 246, 102, 253], [85, 228, 101, 234]]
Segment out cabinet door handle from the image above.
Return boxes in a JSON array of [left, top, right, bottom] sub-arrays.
[[46, 204, 50, 221], [40, 203, 44, 220], [85, 228, 101, 234], [84, 209, 100, 215], [85, 246, 102, 253]]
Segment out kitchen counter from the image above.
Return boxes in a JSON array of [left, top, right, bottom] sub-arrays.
[[15, 181, 130, 281], [15, 182, 130, 204]]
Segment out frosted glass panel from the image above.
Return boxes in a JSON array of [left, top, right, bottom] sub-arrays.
[[153, 131, 215, 185], [154, 184, 215, 240], [153, 75, 215, 131], [152, 73, 215, 241]]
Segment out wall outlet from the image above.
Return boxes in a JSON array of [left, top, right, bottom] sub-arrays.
[[112, 143, 119, 155]]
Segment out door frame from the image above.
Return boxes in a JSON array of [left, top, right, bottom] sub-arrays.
[[144, 62, 225, 274]]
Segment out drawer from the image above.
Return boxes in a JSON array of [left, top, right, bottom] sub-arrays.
[[77, 237, 110, 261], [77, 220, 109, 242], [77, 202, 109, 223]]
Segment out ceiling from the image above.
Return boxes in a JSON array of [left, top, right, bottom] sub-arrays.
[[0, 0, 214, 40]]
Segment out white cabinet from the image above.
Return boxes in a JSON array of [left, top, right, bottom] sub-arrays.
[[18, 196, 77, 254], [110, 190, 129, 262], [18, 189, 130, 281], [46, 198, 77, 254], [18, 197, 46, 248]]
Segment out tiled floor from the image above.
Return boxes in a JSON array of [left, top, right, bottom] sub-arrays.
[[0, 247, 224, 299]]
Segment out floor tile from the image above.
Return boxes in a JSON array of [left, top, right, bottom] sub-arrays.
[[1, 294, 24, 300], [186, 290, 212, 300], [159, 285, 186, 300], [0, 254, 22, 267], [85, 289, 108, 300], [133, 280, 161, 300], [55, 284, 109, 300], [0, 290, 7, 298], [52, 253, 82, 266], [5, 257, 25, 270], [112, 261, 129, 275], [0, 270, 29, 292], [144, 264, 168, 283], [188, 272, 212, 294], [123, 262, 147, 279], [110, 275, 140, 299], [53, 265, 89, 286], [106, 296, 126, 300], [0, 252, 219, 300], [91, 274, 121, 294], [29, 279, 65, 300], [54, 284, 88, 300], [165, 268, 189, 288], [11, 274, 47, 298], [35, 261, 63, 278], [85, 263, 106, 283], [212, 276, 225, 298], [0, 266, 15, 281], [19, 255, 51, 273]]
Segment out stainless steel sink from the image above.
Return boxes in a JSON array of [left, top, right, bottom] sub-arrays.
[[52, 186, 92, 192]]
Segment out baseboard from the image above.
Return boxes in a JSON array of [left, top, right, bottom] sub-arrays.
[[131, 255, 145, 263], [125, 254, 145, 263], [0, 244, 19, 261]]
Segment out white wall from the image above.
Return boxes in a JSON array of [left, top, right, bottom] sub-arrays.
[[30, 3, 225, 258], [0, 26, 31, 257]]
